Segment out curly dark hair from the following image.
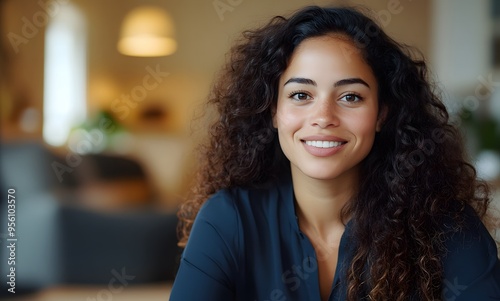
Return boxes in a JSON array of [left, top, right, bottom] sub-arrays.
[[178, 5, 492, 300]]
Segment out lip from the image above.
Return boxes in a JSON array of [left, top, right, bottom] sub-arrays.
[[300, 135, 347, 157]]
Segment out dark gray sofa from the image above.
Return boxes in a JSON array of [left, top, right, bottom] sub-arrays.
[[0, 141, 181, 296]]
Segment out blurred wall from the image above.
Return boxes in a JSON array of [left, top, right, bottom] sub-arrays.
[[1, 0, 432, 136]]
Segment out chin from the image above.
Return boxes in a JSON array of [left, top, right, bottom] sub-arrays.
[[296, 166, 346, 181]]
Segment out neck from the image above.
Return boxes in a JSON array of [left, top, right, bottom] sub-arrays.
[[291, 165, 358, 239]]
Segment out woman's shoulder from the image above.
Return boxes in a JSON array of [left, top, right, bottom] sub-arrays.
[[442, 204, 497, 259], [441, 204, 500, 297], [188, 177, 292, 258], [198, 176, 292, 222]]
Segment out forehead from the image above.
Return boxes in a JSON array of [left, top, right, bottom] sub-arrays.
[[282, 35, 376, 85], [292, 34, 366, 66]]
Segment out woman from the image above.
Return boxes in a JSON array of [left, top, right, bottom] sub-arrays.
[[170, 6, 500, 301]]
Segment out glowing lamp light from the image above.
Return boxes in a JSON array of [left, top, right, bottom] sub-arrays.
[[118, 6, 177, 57]]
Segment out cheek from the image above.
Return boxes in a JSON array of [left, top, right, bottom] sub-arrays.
[[275, 106, 302, 132], [360, 117, 379, 134], [345, 110, 379, 140], [275, 107, 303, 157]]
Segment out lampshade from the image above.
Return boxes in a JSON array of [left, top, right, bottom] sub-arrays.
[[118, 6, 177, 57]]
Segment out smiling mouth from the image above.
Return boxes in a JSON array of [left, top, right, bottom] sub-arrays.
[[304, 140, 347, 148]]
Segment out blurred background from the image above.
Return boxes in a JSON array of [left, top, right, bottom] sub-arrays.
[[0, 0, 499, 300]]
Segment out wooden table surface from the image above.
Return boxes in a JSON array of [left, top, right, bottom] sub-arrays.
[[3, 283, 172, 301]]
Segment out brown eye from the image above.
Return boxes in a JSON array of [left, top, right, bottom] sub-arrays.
[[290, 92, 311, 101], [340, 93, 362, 102]]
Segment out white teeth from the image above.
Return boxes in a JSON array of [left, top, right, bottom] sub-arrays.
[[305, 140, 344, 148]]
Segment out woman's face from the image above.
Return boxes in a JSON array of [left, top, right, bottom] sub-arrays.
[[274, 35, 384, 182]]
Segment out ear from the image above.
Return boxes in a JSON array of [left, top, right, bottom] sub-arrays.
[[376, 106, 388, 132]]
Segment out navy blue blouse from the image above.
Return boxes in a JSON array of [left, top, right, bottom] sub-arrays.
[[170, 176, 500, 300]]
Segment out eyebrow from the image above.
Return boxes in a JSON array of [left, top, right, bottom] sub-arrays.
[[284, 77, 316, 86], [283, 77, 370, 89], [334, 78, 370, 88]]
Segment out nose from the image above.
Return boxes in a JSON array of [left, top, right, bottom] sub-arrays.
[[310, 99, 339, 129]]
